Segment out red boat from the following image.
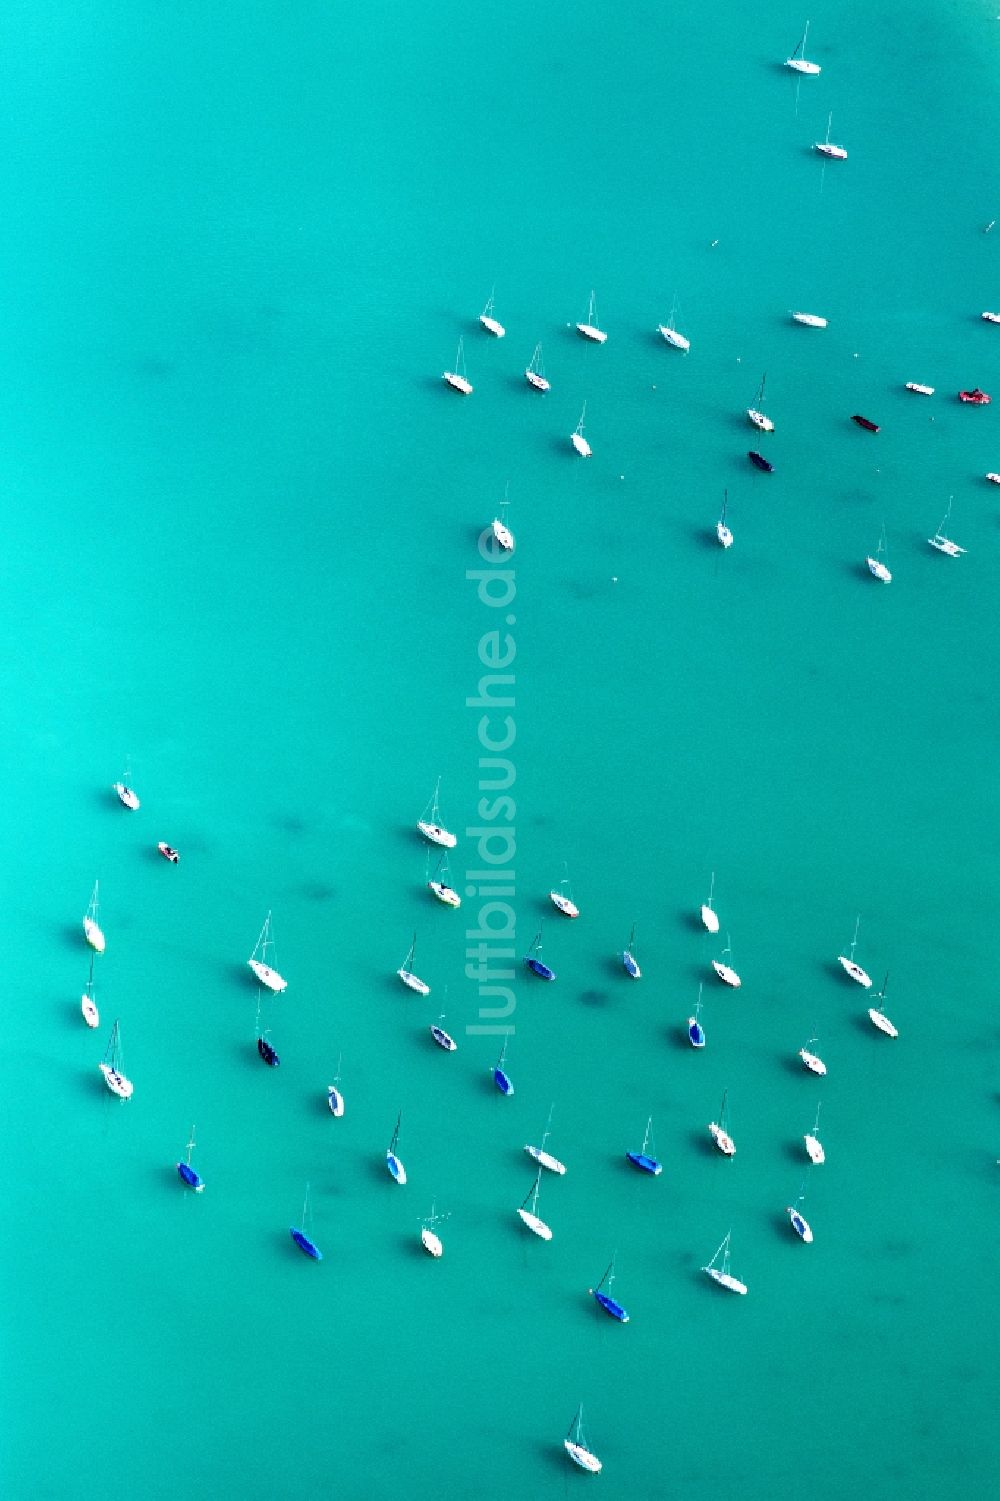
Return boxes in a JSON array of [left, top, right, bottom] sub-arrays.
[[852, 414, 880, 432], [959, 388, 991, 405]]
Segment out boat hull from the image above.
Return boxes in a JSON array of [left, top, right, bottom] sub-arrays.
[[443, 372, 473, 394], [549, 891, 580, 918], [594, 1291, 629, 1323], [249, 959, 287, 993], [525, 1146, 566, 1175], [785, 58, 820, 75], [492, 521, 514, 551], [788, 1209, 814, 1243], [866, 558, 892, 583], [157, 842, 179, 863], [386, 1151, 407, 1184], [748, 450, 774, 472], [113, 783, 140, 810], [257, 1038, 280, 1066], [799, 1050, 827, 1076], [416, 820, 457, 848], [705, 1267, 748, 1294], [905, 383, 934, 395], [290, 1228, 323, 1260], [747, 409, 774, 432], [430, 1025, 457, 1051], [398, 967, 431, 995], [81, 995, 99, 1028], [709, 1124, 735, 1156], [421, 1228, 443, 1257], [868, 1008, 898, 1037], [517, 1209, 552, 1240], [525, 957, 556, 980], [804, 1134, 825, 1164], [959, 389, 991, 404], [178, 1162, 205, 1191], [576, 323, 607, 343], [792, 312, 827, 327], [480, 315, 505, 338], [838, 956, 872, 988], [428, 881, 461, 908], [717, 523, 733, 548], [99, 1063, 133, 1100], [700, 904, 720, 934], [525, 371, 550, 392], [657, 325, 690, 351], [327, 1086, 345, 1117], [852, 414, 880, 432], [564, 1442, 602, 1473], [83, 918, 106, 954], [626, 1151, 662, 1175], [571, 432, 592, 457], [815, 143, 847, 159], [494, 1067, 514, 1096], [712, 961, 741, 988], [687, 1018, 706, 1048], [622, 951, 641, 978]]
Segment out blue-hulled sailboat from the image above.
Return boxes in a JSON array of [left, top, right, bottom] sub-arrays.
[[525, 924, 556, 980], [621, 924, 641, 978], [590, 1255, 630, 1323], [386, 1111, 407, 1185], [626, 1116, 662, 1175], [493, 1038, 514, 1096], [688, 984, 706, 1048], [290, 1183, 323, 1260], [177, 1126, 205, 1191]]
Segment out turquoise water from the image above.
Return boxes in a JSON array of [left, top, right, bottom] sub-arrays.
[[3, 2, 999, 1496]]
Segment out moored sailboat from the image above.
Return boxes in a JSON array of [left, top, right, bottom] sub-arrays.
[[517, 1169, 552, 1239], [928, 497, 965, 556], [814, 112, 847, 158], [525, 1104, 567, 1174], [397, 932, 431, 995], [798, 1036, 827, 1076], [747, 373, 774, 432], [571, 403, 592, 457], [248, 911, 287, 993], [688, 984, 706, 1048], [416, 776, 457, 848], [708, 1089, 736, 1156], [791, 311, 827, 327], [255, 996, 280, 1067], [787, 1187, 814, 1243], [785, 21, 821, 74], [804, 1102, 825, 1165], [590, 1256, 630, 1323], [427, 851, 461, 908], [430, 1014, 458, 1052], [626, 1116, 662, 1175], [525, 342, 550, 392], [576, 290, 607, 343], [491, 487, 514, 552], [712, 935, 741, 988], [564, 1405, 602, 1473], [524, 924, 556, 980], [113, 761, 140, 810], [99, 1019, 133, 1099], [290, 1183, 323, 1260], [716, 491, 733, 549], [327, 1054, 345, 1117], [177, 1126, 205, 1191], [493, 1037, 514, 1095], [479, 289, 505, 338], [700, 871, 721, 934], [866, 523, 892, 582], [657, 297, 690, 352], [702, 1230, 747, 1294], [621, 924, 641, 978], [837, 914, 872, 988], [81, 954, 99, 1028], [83, 881, 106, 954], [420, 1202, 449, 1257], [549, 875, 580, 918], [868, 971, 898, 1037], [443, 336, 473, 394], [386, 1111, 407, 1184]]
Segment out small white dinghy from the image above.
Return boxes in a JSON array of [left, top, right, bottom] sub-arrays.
[[479, 290, 505, 338], [814, 113, 847, 159], [905, 382, 934, 395], [571, 402, 592, 457], [798, 1038, 827, 1076], [716, 493, 733, 549], [525, 1105, 566, 1174], [576, 289, 607, 343], [517, 1170, 552, 1240], [443, 336, 473, 394], [928, 497, 965, 556], [708, 1089, 736, 1156], [564, 1406, 602, 1474], [524, 342, 550, 392], [804, 1103, 825, 1165], [83, 881, 106, 954], [657, 297, 690, 352], [785, 21, 821, 74], [711, 935, 741, 988], [866, 523, 892, 582], [868, 971, 898, 1037], [792, 311, 827, 327], [416, 776, 457, 848], [700, 871, 721, 933], [837, 914, 872, 988], [702, 1230, 747, 1294], [397, 932, 431, 995], [248, 910, 287, 993], [81, 955, 99, 1028]]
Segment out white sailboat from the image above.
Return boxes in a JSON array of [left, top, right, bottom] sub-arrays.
[[708, 1089, 736, 1156], [427, 851, 461, 908], [430, 1012, 458, 1051], [804, 1102, 825, 1164], [517, 1168, 553, 1240], [549, 874, 580, 918], [327, 1054, 345, 1117], [563, 1405, 602, 1474], [657, 297, 690, 352], [905, 382, 934, 395], [700, 871, 721, 934], [837, 914, 872, 988], [248, 911, 287, 993], [397, 932, 431, 995], [99, 1019, 133, 1100], [491, 488, 515, 552], [571, 403, 592, 457], [525, 1104, 567, 1175], [867, 523, 892, 582], [814, 113, 847, 159], [868, 971, 899, 1037], [386, 1111, 407, 1184], [621, 923, 641, 979], [928, 497, 965, 556], [711, 934, 741, 988], [83, 881, 106, 954], [702, 1230, 747, 1294], [785, 21, 821, 74], [981, 311, 1000, 324], [81, 954, 99, 1028], [576, 290, 607, 343], [747, 373, 774, 432], [716, 492, 733, 549], [798, 1036, 827, 1076], [112, 760, 140, 810], [787, 1187, 814, 1243], [791, 311, 828, 327], [416, 776, 457, 848], [420, 1202, 449, 1257], [443, 336, 473, 394], [479, 289, 505, 338], [525, 342, 550, 392]]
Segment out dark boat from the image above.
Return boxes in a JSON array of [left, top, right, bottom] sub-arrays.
[[493, 1039, 514, 1096], [626, 1117, 662, 1175], [748, 450, 774, 472], [177, 1128, 204, 1191], [852, 414, 880, 432], [959, 387, 991, 405], [290, 1227, 322, 1260], [591, 1258, 630, 1324], [524, 925, 556, 981], [257, 1035, 280, 1067], [688, 1010, 706, 1049]]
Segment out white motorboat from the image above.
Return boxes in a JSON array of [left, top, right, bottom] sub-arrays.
[[804, 1103, 825, 1164], [443, 336, 473, 394], [657, 297, 690, 352], [416, 776, 457, 848], [716, 492, 733, 548], [571, 402, 592, 457], [814, 113, 847, 159], [837, 915, 872, 987], [905, 382, 934, 395], [792, 311, 827, 327], [700, 871, 721, 933], [525, 342, 550, 392], [866, 523, 892, 582], [711, 936, 741, 988], [868, 972, 898, 1037], [564, 1407, 602, 1474], [702, 1230, 747, 1294], [517, 1170, 552, 1239], [479, 290, 505, 338], [747, 372, 774, 432], [576, 289, 607, 343], [99, 1019, 133, 1100], [708, 1089, 736, 1156], [785, 21, 821, 74], [83, 881, 106, 954], [799, 1040, 827, 1076], [397, 932, 431, 995], [928, 498, 965, 556], [248, 910, 287, 992]]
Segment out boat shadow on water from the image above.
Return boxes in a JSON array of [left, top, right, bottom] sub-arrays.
[[687, 1128, 721, 1159], [579, 987, 612, 1008], [532, 1439, 574, 1478]]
